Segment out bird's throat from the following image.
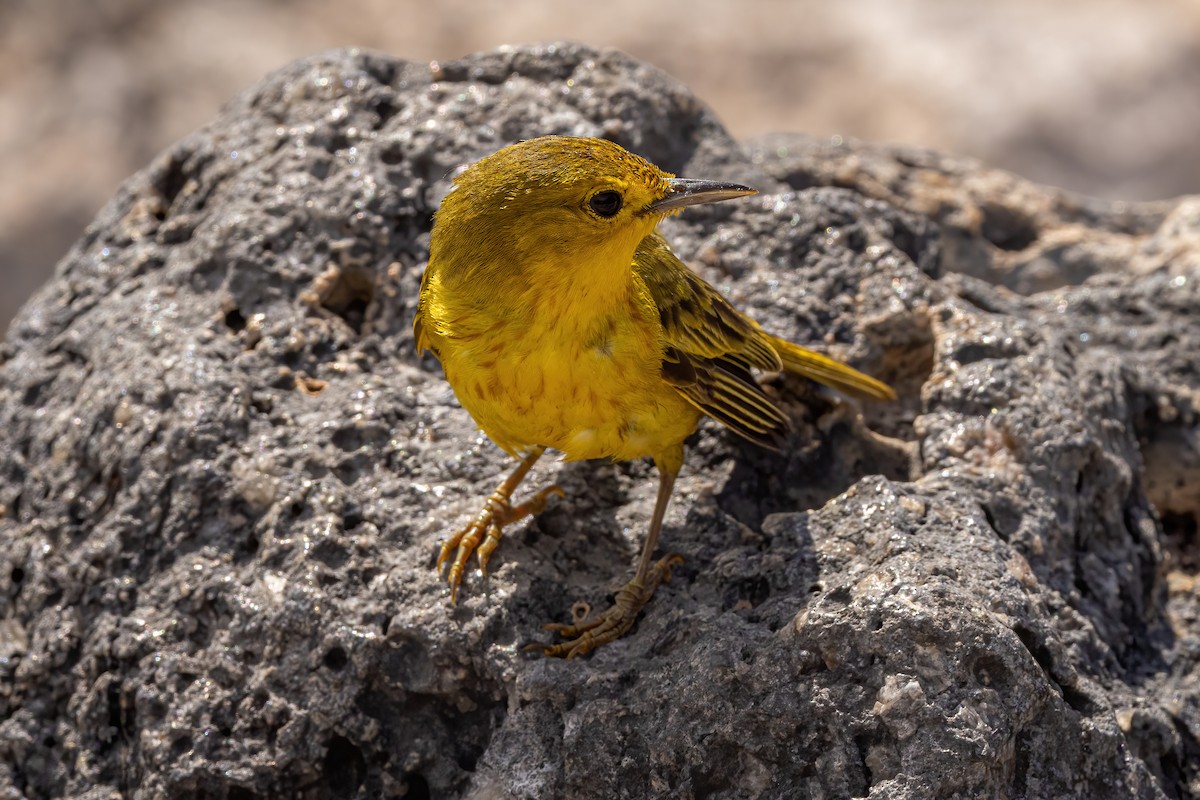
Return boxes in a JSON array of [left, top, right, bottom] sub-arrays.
[[529, 242, 639, 341]]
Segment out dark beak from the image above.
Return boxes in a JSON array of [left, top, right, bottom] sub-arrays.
[[645, 178, 757, 214]]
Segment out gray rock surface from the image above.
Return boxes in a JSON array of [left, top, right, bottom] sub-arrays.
[[1, 44, 1198, 799]]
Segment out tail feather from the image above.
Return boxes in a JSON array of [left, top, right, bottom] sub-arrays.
[[769, 335, 896, 401]]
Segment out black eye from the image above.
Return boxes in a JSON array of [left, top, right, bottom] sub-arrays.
[[588, 190, 623, 218]]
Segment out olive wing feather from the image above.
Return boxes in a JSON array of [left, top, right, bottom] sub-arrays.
[[635, 233, 790, 449]]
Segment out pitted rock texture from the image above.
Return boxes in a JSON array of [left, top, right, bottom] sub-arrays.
[[1, 44, 1198, 799]]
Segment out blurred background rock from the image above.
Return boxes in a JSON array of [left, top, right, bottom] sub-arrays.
[[3, 0, 1198, 333]]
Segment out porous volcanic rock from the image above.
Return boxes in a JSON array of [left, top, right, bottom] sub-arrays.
[[1, 44, 1198, 799]]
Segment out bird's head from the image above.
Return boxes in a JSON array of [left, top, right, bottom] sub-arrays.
[[430, 136, 755, 286]]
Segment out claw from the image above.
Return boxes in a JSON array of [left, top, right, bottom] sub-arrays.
[[527, 553, 684, 658], [436, 480, 563, 602], [476, 484, 564, 575]]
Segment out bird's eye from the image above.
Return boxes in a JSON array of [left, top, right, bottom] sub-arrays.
[[588, 190, 623, 218]]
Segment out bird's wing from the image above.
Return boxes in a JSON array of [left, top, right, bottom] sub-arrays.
[[635, 233, 782, 372], [635, 232, 790, 449], [412, 267, 434, 356], [635, 232, 896, 449], [412, 308, 430, 354]]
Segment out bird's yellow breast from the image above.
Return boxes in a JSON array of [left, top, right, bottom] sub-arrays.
[[426, 286, 701, 463]]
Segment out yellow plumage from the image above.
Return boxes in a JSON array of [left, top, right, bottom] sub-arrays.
[[415, 136, 893, 657]]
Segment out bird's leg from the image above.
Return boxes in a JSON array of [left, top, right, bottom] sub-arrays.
[[438, 445, 563, 603], [530, 448, 683, 659]]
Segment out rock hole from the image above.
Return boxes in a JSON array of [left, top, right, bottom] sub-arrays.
[[980, 202, 1039, 252], [981, 504, 1002, 538], [889, 214, 938, 273], [250, 394, 273, 415], [969, 651, 1010, 688], [379, 139, 405, 164], [1162, 511, 1199, 575], [363, 58, 397, 85], [10, 566, 23, 585], [314, 268, 375, 334], [854, 733, 877, 788], [22, 383, 45, 406], [322, 130, 351, 154], [309, 158, 332, 181], [726, 575, 771, 610], [371, 98, 400, 128], [1135, 397, 1199, 583], [156, 150, 191, 214], [105, 681, 134, 742], [402, 773, 431, 800], [324, 735, 367, 798], [295, 373, 328, 396], [323, 646, 349, 671], [456, 748, 480, 772], [224, 308, 247, 332], [331, 426, 364, 452], [866, 312, 934, 443]]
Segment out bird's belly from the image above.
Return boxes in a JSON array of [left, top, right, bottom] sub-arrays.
[[444, 334, 700, 462]]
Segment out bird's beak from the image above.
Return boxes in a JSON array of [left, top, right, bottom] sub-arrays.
[[645, 178, 757, 214]]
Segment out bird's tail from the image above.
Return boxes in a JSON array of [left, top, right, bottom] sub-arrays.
[[768, 335, 896, 401]]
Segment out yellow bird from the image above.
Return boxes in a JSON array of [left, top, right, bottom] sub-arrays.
[[414, 136, 894, 658]]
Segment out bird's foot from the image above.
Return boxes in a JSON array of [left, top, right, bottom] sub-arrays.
[[437, 484, 564, 602], [527, 553, 684, 659]]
